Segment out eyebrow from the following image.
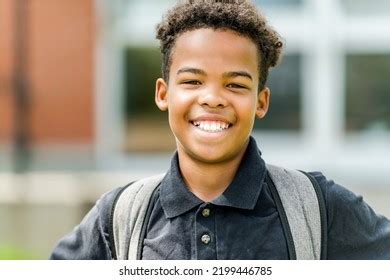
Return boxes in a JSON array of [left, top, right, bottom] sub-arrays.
[[177, 67, 206, 76], [176, 68, 253, 81], [223, 71, 253, 81]]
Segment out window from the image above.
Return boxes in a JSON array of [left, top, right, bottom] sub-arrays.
[[345, 54, 390, 133]]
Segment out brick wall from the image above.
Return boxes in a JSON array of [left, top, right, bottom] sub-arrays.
[[0, 0, 95, 146]]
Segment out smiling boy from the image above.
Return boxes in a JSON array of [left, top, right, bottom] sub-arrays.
[[154, 27, 269, 202], [50, 0, 390, 260]]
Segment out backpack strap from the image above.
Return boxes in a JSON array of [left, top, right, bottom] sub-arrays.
[[111, 173, 165, 260], [300, 170, 328, 259], [266, 164, 327, 260]]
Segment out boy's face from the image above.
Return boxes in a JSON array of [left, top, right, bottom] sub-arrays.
[[155, 28, 269, 164]]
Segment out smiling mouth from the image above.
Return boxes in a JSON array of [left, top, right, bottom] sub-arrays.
[[191, 120, 232, 133]]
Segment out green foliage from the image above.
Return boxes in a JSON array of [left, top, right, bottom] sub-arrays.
[[0, 244, 40, 260]]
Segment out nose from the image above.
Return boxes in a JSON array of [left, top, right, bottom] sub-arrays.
[[197, 86, 228, 108]]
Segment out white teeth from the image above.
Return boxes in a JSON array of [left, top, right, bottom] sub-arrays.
[[192, 121, 230, 132]]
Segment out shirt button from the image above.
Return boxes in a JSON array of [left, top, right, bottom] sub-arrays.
[[202, 208, 210, 217], [201, 234, 211, 245]]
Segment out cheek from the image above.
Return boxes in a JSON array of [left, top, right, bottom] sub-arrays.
[[167, 92, 190, 121], [169, 90, 193, 107], [236, 96, 258, 118]]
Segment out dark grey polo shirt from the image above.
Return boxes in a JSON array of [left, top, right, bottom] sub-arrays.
[[50, 137, 390, 259]]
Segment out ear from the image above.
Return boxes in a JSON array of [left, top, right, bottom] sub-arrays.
[[155, 78, 169, 111], [255, 87, 270, 119]]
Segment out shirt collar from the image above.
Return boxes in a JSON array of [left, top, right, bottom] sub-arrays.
[[160, 136, 266, 218]]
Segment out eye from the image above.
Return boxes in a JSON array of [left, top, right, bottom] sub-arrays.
[[182, 80, 202, 85], [226, 83, 248, 89]]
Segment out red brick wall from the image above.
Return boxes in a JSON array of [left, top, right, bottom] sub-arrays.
[[0, 0, 15, 143], [0, 0, 95, 146]]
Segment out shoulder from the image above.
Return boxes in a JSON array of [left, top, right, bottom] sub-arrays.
[[49, 183, 132, 260]]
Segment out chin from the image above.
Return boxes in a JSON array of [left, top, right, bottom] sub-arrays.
[[189, 146, 237, 164], [176, 137, 247, 164]]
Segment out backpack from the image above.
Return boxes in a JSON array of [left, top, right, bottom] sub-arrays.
[[108, 164, 327, 260]]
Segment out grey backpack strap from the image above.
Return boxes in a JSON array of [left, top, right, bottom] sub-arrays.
[[112, 173, 165, 260], [266, 164, 323, 260]]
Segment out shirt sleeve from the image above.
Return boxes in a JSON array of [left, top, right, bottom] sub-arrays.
[[310, 172, 390, 259], [49, 187, 122, 260]]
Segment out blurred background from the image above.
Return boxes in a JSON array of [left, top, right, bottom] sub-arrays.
[[0, 0, 389, 259]]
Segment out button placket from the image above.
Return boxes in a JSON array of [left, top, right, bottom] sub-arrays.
[[194, 204, 216, 259], [200, 207, 212, 245]]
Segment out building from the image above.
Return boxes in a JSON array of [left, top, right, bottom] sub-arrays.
[[0, 0, 389, 259]]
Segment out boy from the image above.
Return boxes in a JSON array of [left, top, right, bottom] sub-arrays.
[[50, 0, 390, 259]]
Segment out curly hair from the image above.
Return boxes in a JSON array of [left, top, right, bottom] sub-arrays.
[[156, 0, 283, 89]]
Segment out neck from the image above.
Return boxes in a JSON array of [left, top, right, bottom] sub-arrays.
[[177, 143, 249, 202]]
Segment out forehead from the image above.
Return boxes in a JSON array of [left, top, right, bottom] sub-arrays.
[[170, 28, 259, 77]]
